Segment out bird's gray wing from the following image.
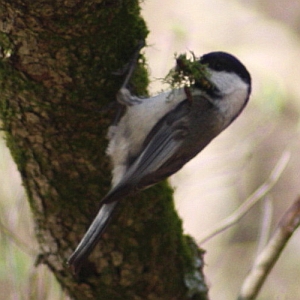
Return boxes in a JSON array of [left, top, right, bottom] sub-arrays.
[[67, 116, 183, 272], [106, 100, 191, 198], [68, 100, 195, 272]]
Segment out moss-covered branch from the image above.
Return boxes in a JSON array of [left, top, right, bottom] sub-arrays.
[[0, 1, 208, 299]]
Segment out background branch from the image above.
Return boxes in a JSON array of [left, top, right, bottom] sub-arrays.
[[238, 196, 300, 300], [198, 150, 291, 245]]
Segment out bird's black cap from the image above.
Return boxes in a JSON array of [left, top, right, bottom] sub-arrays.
[[200, 51, 251, 86]]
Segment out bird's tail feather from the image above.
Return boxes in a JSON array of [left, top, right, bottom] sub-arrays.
[[68, 200, 118, 273]]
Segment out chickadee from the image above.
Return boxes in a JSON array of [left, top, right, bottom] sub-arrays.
[[68, 51, 251, 272]]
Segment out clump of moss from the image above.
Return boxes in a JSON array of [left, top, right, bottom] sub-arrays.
[[164, 52, 212, 90]]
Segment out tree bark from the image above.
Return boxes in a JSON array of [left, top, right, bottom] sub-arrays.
[[0, 1, 208, 299]]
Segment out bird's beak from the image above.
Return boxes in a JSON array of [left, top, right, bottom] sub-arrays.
[[195, 72, 214, 92]]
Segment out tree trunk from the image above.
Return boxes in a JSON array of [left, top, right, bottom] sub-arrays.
[[0, 1, 208, 299]]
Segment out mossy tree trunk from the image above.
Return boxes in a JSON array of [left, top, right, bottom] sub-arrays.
[[0, 1, 208, 299]]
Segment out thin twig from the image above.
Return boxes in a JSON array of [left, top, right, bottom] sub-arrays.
[[198, 150, 291, 245], [238, 197, 300, 300], [256, 196, 273, 256]]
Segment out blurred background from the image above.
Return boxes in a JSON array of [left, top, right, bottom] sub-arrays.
[[1, 0, 300, 299]]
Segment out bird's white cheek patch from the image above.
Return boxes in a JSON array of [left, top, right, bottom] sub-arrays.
[[210, 71, 249, 124]]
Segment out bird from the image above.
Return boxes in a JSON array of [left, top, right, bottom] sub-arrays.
[[68, 51, 251, 273]]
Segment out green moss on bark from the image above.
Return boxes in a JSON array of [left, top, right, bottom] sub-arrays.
[[0, 1, 208, 299]]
